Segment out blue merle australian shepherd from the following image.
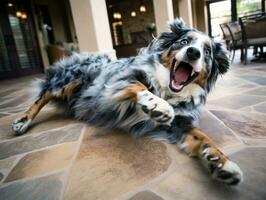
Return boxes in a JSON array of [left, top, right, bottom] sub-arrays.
[[12, 19, 243, 185]]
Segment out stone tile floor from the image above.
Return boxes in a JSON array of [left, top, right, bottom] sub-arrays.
[[0, 58, 266, 200]]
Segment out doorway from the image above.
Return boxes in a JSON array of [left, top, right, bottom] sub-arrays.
[[207, 0, 264, 39], [207, 0, 232, 39], [0, 0, 43, 80]]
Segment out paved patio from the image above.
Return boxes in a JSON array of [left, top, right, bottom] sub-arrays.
[[0, 57, 266, 200]]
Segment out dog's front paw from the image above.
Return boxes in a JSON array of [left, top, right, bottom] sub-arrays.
[[201, 146, 243, 185], [211, 160, 243, 185], [138, 90, 175, 125], [12, 116, 32, 135]]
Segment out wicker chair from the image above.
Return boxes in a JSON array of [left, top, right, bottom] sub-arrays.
[[239, 12, 266, 64]]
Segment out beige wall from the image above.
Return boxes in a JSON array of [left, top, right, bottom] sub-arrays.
[[70, 0, 98, 52], [153, 0, 174, 34], [178, 0, 193, 27], [32, 0, 75, 68], [172, 0, 207, 32], [64, 0, 77, 43], [192, 0, 207, 33], [33, 0, 72, 43], [70, 0, 115, 56], [173, 0, 180, 18]]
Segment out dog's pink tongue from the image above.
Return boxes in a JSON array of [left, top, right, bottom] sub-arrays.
[[174, 65, 191, 85]]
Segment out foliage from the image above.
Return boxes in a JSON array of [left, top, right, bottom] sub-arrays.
[[145, 23, 156, 33]]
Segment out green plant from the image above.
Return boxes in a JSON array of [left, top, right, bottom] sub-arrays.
[[145, 23, 156, 33]]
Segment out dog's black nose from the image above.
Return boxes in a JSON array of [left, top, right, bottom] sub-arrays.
[[186, 47, 201, 61]]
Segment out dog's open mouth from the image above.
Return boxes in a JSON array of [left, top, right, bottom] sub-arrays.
[[169, 59, 199, 92]]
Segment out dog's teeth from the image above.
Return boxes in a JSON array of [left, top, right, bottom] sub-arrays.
[[191, 71, 195, 76]]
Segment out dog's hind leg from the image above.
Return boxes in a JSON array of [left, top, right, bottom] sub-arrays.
[[113, 81, 175, 125], [12, 91, 53, 135], [178, 128, 243, 185], [12, 80, 81, 135]]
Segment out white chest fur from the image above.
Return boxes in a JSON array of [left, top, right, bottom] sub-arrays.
[[167, 83, 205, 105]]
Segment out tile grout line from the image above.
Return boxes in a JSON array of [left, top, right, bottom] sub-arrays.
[[0, 101, 54, 114], [0, 141, 77, 184], [205, 110, 245, 145], [0, 111, 13, 115], [58, 125, 86, 200], [208, 92, 266, 103], [222, 143, 247, 155], [240, 99, 266, 108], [0, 96, 33, 109], [0, 139, 82, 187], [0, 168, 66, 189], [207, 106, 266, 116], [234, 75, 265, 86], [241, 137, 266, 145], [207, 86, 265, 101], [0, 123, 82, 144], [116, 143, 186, 200], [228, 75, 261, 86], [243, 144, 266, 148], [0, 155, 23, 185], [0, 140, 79, 164]]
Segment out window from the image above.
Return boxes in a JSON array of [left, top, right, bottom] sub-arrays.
[[237, 0, 262, 18], [209, 0, 232, 38]]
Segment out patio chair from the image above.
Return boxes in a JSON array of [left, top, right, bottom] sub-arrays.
[[226, 22, 244, 63], [239, 12, 266, 65], [219, 23, 232, 50], [46, 44, 71, 64]]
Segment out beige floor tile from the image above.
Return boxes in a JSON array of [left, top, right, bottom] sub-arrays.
[[0, 109, 79, 140], [4, 142, 76, 182], [64, 127, 171, 200], [211, 110, 266, 139]]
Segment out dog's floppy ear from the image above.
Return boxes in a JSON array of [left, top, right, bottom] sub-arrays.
[[169, 18, 187, 34], [213, 42, 230, 75], [206, 42, 230, 92]]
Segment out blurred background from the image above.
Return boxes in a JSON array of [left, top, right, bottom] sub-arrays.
[[0, 0, 265, 80], [0, 1, 266, 200]]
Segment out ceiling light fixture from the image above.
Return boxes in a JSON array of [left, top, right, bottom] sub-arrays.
[[16, 11, 22, 17], [131, 11, 136, 17], [21, 13, 27, 19], [139, 0, 146, 12], [113, 12, 122, 19]]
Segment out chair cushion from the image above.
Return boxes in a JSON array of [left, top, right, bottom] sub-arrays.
[[247, 37, 266, 45]]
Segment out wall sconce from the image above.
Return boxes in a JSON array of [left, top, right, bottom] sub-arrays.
[[16, 11, 22, 17], [113, 12, 122, 19], [131, 11, 136, 17], [16, 11, 27, 19], [139, 0, 146, 12], [21, 13, 27, 19], [140, 5, 146, 12]]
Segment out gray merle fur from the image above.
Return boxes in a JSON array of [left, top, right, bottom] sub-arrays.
[[35, 19, 229, 143]]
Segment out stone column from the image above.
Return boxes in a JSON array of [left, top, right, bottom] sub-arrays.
[[192, 0, 207, 33], [69, 0, 116, 57], [153, 0, 174, 35], [178, 0, 193, 28]]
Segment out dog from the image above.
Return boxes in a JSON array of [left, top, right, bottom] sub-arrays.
[[12, 19, 243, 185]]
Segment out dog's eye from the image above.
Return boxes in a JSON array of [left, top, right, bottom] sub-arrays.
[[180, 39, 188, 45], [205, 49, 210, 56]]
